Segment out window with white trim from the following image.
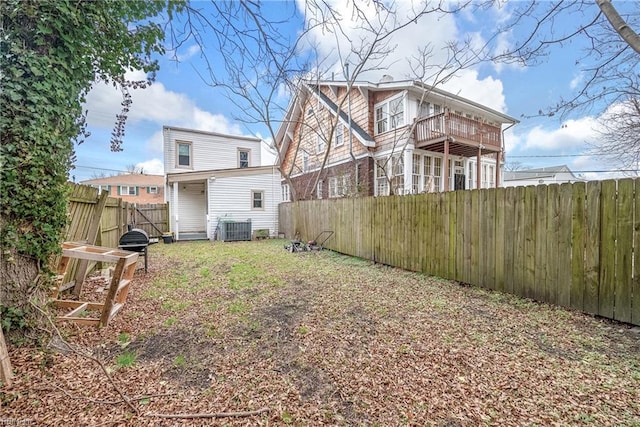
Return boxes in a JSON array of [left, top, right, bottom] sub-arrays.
[[281, 184, 290, 202], [468, 161, 476, 190], [488, 164, 495, 188], [482, 164, 489, 188], [91, 184, 111, 194], [316, 135, 325, 154], [302, 151, 309, 172], [334, 125, 344, 147], [374, 95, 405, 135], [176, 141, 192, 167], [148, 186, 158, 194], [328, 175, 351, 198], [433, 157, 442, 191], [252, 190, 264, 210], [328, 177, 338, 198], [423, 155, 433, 192], [238, 149, 250, 168], [412, 154, 421, 193], [391, 154, 404, 195], [375, 159, 389, 196], [317, 180, 323, 199], [339, 174, 351, 197], [120, 185, 137, 196]]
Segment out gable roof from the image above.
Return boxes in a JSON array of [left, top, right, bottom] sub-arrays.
[[316, 79, 519, 125], [80, 174, 164, 186], [503, 165, 582, 182]]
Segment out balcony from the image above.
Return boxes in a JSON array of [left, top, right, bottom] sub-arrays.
[[414, 113, 502, 157]]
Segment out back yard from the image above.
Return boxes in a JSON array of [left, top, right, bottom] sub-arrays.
[[3, 240, 640, 425]]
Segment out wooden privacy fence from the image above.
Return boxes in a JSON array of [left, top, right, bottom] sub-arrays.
[[60, 184, 169, 292], [279, 178, 640, 326]]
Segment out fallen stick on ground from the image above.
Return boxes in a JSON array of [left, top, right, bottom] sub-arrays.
[[145, 407, 271, 419]]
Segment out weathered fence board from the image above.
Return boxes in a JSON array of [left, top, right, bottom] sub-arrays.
[[616, 179, 633, 323], [279, 178, 640, 326]]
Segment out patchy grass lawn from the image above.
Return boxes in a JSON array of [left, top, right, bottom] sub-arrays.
[[3, 239, 640, 426]]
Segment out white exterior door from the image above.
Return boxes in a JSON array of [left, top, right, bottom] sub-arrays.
[[178, 183, 207, 233]]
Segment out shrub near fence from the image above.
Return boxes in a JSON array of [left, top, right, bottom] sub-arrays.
[[279, 178, 640, 326]]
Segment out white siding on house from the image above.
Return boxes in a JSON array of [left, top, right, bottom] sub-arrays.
[[163, 127, 262, 174], [208, 171, 279, 237]]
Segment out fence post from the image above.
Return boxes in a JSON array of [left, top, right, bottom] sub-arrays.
[[0, 326, 12, 387], [72, 190, 109, 296]]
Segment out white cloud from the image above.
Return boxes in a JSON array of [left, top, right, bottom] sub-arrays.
[[441, 69, 507, 112], [519, 116, 598, 151], [299, 0, 460, 82], [297, 0, 510, 114], [175, 45, 201, 62], [569, 72, 583, 90], [84, 70, 242, 136], [135, 158, 164, 175]]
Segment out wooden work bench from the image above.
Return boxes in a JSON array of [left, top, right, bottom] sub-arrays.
[[52, 242, 139, 327]]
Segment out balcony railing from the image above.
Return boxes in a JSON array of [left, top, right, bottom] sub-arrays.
[[414, 113, 502, 151]]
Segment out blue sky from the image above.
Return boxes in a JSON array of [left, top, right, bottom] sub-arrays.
[[74, 1, 632, 182]]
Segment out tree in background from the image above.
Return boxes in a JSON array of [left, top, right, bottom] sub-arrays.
[[173, 1, 488, 200], [459, 0, 640, 169], [0, 0, 177, 329]]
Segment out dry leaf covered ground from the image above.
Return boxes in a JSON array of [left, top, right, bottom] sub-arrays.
[[2, 239, 640, 426]]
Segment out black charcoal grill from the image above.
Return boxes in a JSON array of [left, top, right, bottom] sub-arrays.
[[118, 228, 149, 273]]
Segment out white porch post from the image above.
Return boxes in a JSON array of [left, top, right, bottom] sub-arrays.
[[404, 147, 413, 194], [172, 182, 179, 241]]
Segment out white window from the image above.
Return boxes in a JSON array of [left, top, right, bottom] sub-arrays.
[[302, 151, 309, 172], [389, 97, 404, 128], [391, 154, 404, 195], [412, 154, 421, 193], [328, 175, 350, 198], [176, 141, 192, 167], [238, 149, 250, 168], [375, 103, 388, 134], [92, 184, 111, 194], [120, 186, 137, 196], [329, 177, 338, 198], [281, 184, 290, 202], [339, 174, 351, 196], [375, 159, 389, 196], [468, 161, 476, 190], [317, 180, 323, 199], [148, 186, 158, 194], [374, 95, 405, 135], [488, 164, 495, 188], [251, 190, 264, 210], [417, 101, 430, 118], [316, 135, 325, 154], [433, 157, 442, 191], [423, 155, 433, 193], [482, 164, 489, 188], [334, 125, 344, 147]]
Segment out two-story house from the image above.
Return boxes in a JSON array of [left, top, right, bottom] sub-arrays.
[[276, 78, 518, 200], [163, 126, 280, 241], [80, 174, 164, 204]]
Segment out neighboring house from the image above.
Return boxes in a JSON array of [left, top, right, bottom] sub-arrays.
[[275, 77, 519, 200], [163, 126, 280, 241], [503, 165, 586, 187], [80, 174, 164, 204]]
